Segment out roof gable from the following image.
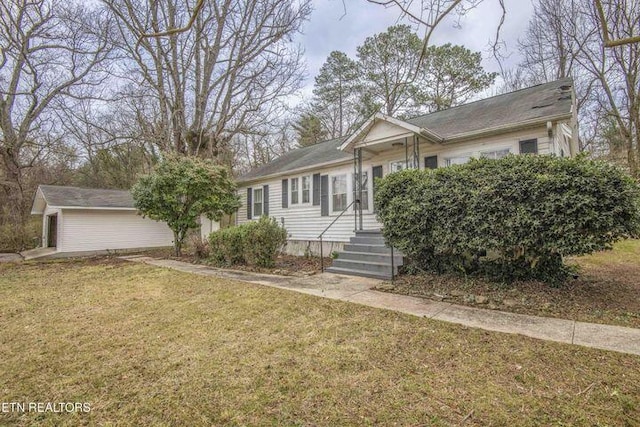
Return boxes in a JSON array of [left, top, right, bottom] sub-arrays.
[[339, 113, 443, 152]]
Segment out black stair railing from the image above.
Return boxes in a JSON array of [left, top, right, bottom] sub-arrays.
[[318, 200, 357, 272]]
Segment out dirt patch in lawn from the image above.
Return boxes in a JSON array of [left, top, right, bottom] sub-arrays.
[[377, 240, 640, 328]]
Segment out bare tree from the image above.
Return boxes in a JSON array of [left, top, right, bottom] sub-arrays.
[[510, 0, 640, 174], [103, 0, 310, 163], [0, 0, 112, 233], [595, 0, 640, 47]]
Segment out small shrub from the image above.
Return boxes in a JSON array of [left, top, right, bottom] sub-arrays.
[[243, 217, 287, 268], [209, 225, 247, 266], [188, 234, 210, 260], [208, 217, 287, 268], [375, 155, 640, 283]]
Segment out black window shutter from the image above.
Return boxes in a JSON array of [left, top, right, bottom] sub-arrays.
[[246, 188, 252, 219], [424, 155, 438, 169], [281, 179, 288, 208], [263, 185, 269, 216], [372, 165, 383, 182], [312, 173, 321, 206], [320, 175, 329, 217], [519, 138, 538, 154]]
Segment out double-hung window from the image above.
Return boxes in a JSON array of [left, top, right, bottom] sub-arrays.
[[445, 154, 471, 166], [519, 138, 538, 154], [253, 188, 263, 217], [389, 160, 406, 173], [301, 176, 310, 203], [481, 148, 511, 159], [290, 177, 299, 204], [332, 174, 347, 212]]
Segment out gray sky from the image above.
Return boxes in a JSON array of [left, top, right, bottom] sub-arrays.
[[295, 0, 535, 99]]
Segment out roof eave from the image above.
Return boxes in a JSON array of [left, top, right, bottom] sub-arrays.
[[443, 112, 573, 143], [237, 157, 353, 185], [52, 206, 138, 211]]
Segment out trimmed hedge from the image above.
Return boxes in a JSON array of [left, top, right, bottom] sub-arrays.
[[208, 216, 287, 268], [375, 155, 640, 283]]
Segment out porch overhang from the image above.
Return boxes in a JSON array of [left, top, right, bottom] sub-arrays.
[[338, 112, 444, 153]]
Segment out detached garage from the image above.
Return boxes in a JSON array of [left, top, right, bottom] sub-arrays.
[[31, 185, 174, 256]]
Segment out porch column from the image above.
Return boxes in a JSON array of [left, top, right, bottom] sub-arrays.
[[404, 137, 409, 168], [352, 147, 364, 231], [357, 147, 363, 231]]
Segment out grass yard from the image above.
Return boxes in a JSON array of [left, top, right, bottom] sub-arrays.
[[386, 239, 640, 328], [0, 259, 639, 426]]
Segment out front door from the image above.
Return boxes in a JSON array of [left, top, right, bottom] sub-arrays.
[[47, 214, 57, 247]]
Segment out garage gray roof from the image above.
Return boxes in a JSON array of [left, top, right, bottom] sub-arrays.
[[405, 77, 573, 138], [37, 185, 135, 209], [238, 137, 351, 182]]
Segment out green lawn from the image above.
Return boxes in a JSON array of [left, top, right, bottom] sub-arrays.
[[0, 259, 639, 426]]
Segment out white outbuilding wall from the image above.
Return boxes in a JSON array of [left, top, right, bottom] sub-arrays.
[[56, 209, 174, 253]]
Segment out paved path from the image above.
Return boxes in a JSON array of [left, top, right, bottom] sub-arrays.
[[121, 256, 640, 357], [0, 253, 22, 263]]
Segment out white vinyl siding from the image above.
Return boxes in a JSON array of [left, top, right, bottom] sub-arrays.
[[235, 125, 561, 243], [59, 210, 173, 253]]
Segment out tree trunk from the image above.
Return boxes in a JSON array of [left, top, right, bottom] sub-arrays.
[[1, 153, 26, 225], [173, 230, 182, 257]]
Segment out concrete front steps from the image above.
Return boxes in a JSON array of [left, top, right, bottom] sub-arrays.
[[326, 230, 403, 280]]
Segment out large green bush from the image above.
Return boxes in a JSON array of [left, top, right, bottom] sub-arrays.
[[208, 217, 287, 268], [375, 155, 640, 283]]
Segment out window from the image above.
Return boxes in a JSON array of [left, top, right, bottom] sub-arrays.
[[290, 177, 299, 204], [353, 171, 369, 211], [253, 188, 263, 217], [519, 138, 538, 154], [331, 174, 347, 212], [389, 160, 406, 173], [445, 154, 471, 166], [424, 155, 438, 169], [301, 176, 311, 203], [481, 148, 511, 160]]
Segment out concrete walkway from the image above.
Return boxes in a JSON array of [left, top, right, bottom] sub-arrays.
[[0, 253, 22, 263], [121, 255, 640, 357]]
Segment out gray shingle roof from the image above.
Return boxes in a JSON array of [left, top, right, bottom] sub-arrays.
[[238, 78, 574, 182], [238, 137, 351, 182], [39, 185, 135, 209], [405, 77, 574, 139]]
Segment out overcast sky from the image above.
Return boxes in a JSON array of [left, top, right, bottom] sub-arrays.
[[295, 0, 535, 99]]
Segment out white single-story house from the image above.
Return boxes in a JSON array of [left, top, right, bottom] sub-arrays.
[[28, 78, 577, 277], [235, 78, 578, 278], [30, 185, 174, 257]]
